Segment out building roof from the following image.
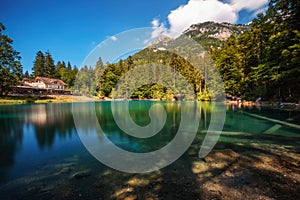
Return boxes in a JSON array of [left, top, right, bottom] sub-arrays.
[[23, 77, 66, 86]]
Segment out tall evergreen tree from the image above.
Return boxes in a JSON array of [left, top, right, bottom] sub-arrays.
[[212, 0, 300, 101], [32, 51, 45, 77], [23, 70, 30, 78], [95, 57, 104, 94], [61, 61, 66, 69], [54, 61, 62, 79], [74, 65, 96, 96], [45, 51, 55, 78], [0, 22, 22, 95], [67, 61, 72, 70]]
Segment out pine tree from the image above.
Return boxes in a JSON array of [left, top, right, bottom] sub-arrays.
[[23, 70, 30, 78], [32, 51, 45, 77], [45, 51, 55, 78], [54, 61, 62, 79], [0, 22, 22, 95], [74, 65, 96, 96], [211, 0, 300, 101], [95, 57, 104, 94], [61, 61, 66, 69], [67, 61, 72, 70]]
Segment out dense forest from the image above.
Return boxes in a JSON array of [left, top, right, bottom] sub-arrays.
[[29, 50, 78, 89], [213, 0, 300, 102], [1, 0, 299, 102], [81, 0, 298, 102]]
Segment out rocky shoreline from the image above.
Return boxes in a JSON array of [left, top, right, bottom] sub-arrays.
[[226, 100, 300, 111]]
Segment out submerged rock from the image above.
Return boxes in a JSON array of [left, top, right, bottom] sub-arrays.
[[55, 167, 72, 175], [72, 170, 91, 179]]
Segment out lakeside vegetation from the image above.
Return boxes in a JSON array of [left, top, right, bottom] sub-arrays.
[[0, 0, 299, 103], [0, 96, 73, 104], [213, 0, 299, 102], [76, 0, 300, 102]]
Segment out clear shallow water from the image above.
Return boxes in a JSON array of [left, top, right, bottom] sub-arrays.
[[0, 101, 299, 197]]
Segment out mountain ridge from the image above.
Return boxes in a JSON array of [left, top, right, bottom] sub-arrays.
[[183, 21, 249, 40], [149, 21, 250, 50]]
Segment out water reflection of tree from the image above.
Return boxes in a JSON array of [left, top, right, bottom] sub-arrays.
[[28, 104, 75, 149], [95, 101, 210, 152], [73, 101, 213, 153], [0, 103, 76, 183], [0, 106, 24, 183]]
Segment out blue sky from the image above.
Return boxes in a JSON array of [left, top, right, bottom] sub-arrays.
[[0, 0, 268, 73]]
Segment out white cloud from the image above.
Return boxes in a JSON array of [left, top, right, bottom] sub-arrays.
[[151, 19, 159, 27], [167, 0, 237, 36], [110, 36, 118, 41], [150, 0, 268, 38], [151, 19, 168, 38], [229, 0, 268, 12], [252, 6, 268, 17]]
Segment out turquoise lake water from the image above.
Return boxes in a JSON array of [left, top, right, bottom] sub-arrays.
[[0, 101, 299, 198]]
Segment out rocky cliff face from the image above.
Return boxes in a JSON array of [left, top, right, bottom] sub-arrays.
[[183, 21, 249, 41], [149, 21, 250, 51]]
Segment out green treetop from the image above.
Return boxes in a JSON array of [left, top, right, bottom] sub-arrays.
[[0, 22, 22, 95], [45, 51, 55, 78], [32, 51, 45, 77]]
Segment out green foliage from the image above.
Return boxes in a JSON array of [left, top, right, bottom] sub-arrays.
[[73, 65, 96, 96], [23, 70, 30, 78], [0, 22, 22, 95], [44, 51, 55, 78], [6, 0, 296, 102], [32, 50, 56, 78], [54, 61, 78, 88], [95, 57, 104, 95], [198, 88, 210, 101], [212, 36, 248, 97], [32, 51, 45, 77], [97, 48, 206, 99], [30, 51, 78, 89], [212, 0, 300, 102], [85, 1, 299, 102]]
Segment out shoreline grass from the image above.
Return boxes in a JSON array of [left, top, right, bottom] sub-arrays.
[[0, 96, 73, 105]]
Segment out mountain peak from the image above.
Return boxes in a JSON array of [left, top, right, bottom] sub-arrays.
[[183, 21, 249, 41], [147, 35, 171, 47], [179, 21, 250, 49], [147, 21, 250, 51]]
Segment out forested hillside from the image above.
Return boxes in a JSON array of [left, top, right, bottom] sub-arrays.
[[75, 21, 249, 100], [213, 0, 299, 101], [1, 0, 298, 102], [78, 0, 298, 102]]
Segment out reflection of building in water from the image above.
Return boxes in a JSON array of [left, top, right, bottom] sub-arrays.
[[25, 104, 47, 125], [24, 104, 68, 126], [23, 104, 74, 149]]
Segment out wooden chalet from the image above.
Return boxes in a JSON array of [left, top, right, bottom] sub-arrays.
[[12, 77, 72, 95]]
